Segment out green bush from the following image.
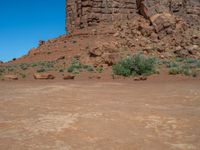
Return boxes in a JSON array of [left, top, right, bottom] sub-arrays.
[[96, 66, 103, 73], [37, 68, 47, 73], [82, 65, 94, 72], [175, 57, 184, 62], [168, 65, 193, 76], [112, 54, 157, 77], [19, 63, 29, 70], [19, 73, 26, 78], [67, 58, 82, 73], [0, 68, 5, 75], [165, 61, 178, 68], [168, 67, 182, 75], [184, 58, 197, 64]]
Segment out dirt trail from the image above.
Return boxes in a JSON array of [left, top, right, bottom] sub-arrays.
[[0, 80, 200, 150]]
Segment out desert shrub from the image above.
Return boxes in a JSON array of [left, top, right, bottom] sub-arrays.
[[192, 72, 198, 78], [96, 66, 103, 73], [168, 66, 182, 75], [37, 68, 47, 73], [184, 58, 197, 64], [67, 58, 95, 74], [67, 58, 82, 73], [37, 61, 53, 68], [59, 68, 64, 72], [197, 61, 200, 68], [31, 63, 38, 67], [19, 63, 29, 70], [82, 65, 94, 72], [168, 64, 195, 76], [7, 66, 15, 72], [112, 54, 157, 77], [19, 73, 26, 78], [175, 57, 184, 62], [0, 68, 5, 75], [165, 61, 179, 68], [72, 69, 80, 74]]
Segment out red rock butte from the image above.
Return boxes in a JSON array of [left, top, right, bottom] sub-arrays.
[[66, 0, 200, 33]]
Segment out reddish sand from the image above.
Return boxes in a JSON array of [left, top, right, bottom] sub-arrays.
[[0, 80, 200, 150]]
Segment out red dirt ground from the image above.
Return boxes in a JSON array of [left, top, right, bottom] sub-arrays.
[[0, 79, 200, 150]]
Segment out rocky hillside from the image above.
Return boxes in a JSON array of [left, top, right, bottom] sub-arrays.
[[1, 0, 200, 80]]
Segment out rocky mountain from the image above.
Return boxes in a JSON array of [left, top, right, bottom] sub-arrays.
[[1, 0, 200, 80]]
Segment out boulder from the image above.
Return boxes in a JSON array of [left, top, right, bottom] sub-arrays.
[[88, 47, 103, 57], [56, 56, 66, 61], [102, 53, 120, 66], [34, 73, 55, 80], [63, 74, 75, 80], [39, 40, 45, 47], [4, 75, 18, 80], [134, 76, 147, 81], [150, 13, 176, 33]]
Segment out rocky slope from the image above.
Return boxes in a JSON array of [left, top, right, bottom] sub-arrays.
[[1, 0, 200, 80], [8, 0, 200, 66]]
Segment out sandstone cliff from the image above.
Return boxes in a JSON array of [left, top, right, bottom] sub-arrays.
[[66, 0, 200, 33]]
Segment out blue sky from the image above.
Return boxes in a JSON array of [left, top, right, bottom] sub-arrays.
[[0, 0, 66, 62]]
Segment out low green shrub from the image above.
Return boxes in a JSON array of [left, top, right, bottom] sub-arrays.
[[168, 67, 182, 75], [175, 57, 184, 62], [96, 66, 103, 73], [19, 63, 29, 70], [37, 68, 47, 73], [82, 65, 94, 72], [168, 65, 195, 76], [0, 68, 5, 75], [112, 54, 157, 77], [67, 58, 95, 73], [67, 58, 82, 73], [19, 73, 26, 78], [184, 58, 198, 64]]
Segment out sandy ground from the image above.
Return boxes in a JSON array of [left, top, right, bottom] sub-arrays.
[[0, 80, 200, 150]]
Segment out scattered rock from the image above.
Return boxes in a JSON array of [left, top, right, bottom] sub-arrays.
[[134, 76, 147, 81], [88, 47, 103, 57], [150, 13, 176, 34], [34, 73, 55, 80], [4, 75, 18, 80], [39, 40, 45, 47], [89, 75, 101, 80], [56, 56, 65, 61], [102, 53, 120, 66], [174, 49, 189, 58], [63, 74, 75, 80]]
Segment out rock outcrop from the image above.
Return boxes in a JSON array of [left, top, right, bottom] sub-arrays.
[[66, 0, 138, 32], [34, 73, 55, 80], [4, 75, 18, 80], [66, 0, 200, 33]]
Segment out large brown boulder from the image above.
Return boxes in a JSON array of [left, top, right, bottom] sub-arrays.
[[4, 75, 18, 80], [34, 73, 55, 80], [63, 74, 75, 80], [150, 13, 176, 33]]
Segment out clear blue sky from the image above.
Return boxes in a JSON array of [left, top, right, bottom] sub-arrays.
[[0, 0, 66, 62]]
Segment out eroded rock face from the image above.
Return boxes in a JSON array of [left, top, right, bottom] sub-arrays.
[[66, 0, 138, 32], [34, 73, 55, 80], [66, 0, 200, 33], [4, 75, 18, 80]]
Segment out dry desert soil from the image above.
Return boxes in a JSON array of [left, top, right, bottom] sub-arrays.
[[0, 80, 200, 150]]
